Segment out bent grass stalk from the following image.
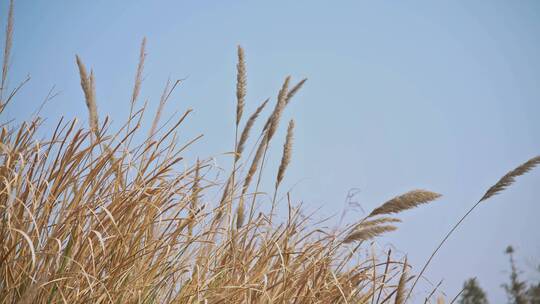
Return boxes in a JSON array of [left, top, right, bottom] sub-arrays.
[[405, 155, 540, 302]]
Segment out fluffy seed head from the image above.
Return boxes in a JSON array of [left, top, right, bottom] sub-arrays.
[[394, 257, 409, 304], [355, 217, 401, 231], [0, 0, 14, 104], [480, 155, 540, 202], [369, 190, 441, 217], [75, 55, 99, 134], [236, 45, 246, 126], [343, 225, 397, 244], [242, 139, 266, 196], [236, 99, 269, 160], [276, 120, 294, 189], [131, 37, 146, 107], [265, 76, 290, 142], [286, 78, 307, 104], [236, 197, 245, 229]]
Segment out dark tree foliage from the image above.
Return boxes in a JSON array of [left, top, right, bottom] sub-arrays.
[[527, 264, 540, 304], [460, 247, 540, 304], [459, 278, 489, 304], [528, 282, 540, 304], [502, 246, 529, 304]]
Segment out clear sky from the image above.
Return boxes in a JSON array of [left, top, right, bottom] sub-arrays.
[[2, 1, 539, 302]]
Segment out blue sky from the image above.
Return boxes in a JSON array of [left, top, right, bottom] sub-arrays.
[[2, 1, 540, 302]]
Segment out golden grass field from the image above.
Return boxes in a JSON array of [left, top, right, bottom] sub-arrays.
[[1, 1, 538, 303]]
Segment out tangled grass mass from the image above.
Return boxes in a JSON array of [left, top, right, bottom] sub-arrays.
[[1, 2, 539, 303]]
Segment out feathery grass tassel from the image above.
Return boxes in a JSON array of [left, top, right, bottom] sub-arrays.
[[406, 155, 540, 302], [131, 37, 146, 108], [286, 78, 307, 105], [236, 45, 246, 126], [276, 120, 295, 189], [75, 55, 99, 135], [236, 98, 269, 161], [368, 190, 441, 217], [269, 119, 295, 223], [0, 0, 14, 109], [394, 257, 408, 304], [236, 196, 245, 229], [343, 225, 397, 244], [189, 159, 201, 237], [479, 155, 540, 202]]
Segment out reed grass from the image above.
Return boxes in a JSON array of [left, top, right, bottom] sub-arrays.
[[1, 3, 538, 303], [368, 190, 442, 218], [75, 55, 99, 135], [276, 119, 294, 190], [236, 98, 269, 161], [405, 154, 540, 302], [394, 258, 409, 304]]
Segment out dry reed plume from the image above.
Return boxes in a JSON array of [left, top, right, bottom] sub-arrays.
[[394, 258, 409, 304], [276, 119, 294, 189], [236, 98, 269, 161], [406, 156, 540, 302], [479, 155, 540, 202], [75, 56, 99, 135], [1, 2, 539, 303], [368, 190, 442, 218]]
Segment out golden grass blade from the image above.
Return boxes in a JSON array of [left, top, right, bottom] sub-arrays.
[[10, 228, 36, 270], [368, 190, 441, 217]]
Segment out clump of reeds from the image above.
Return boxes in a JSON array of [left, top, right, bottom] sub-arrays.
[[1, 3, 538, 303]]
